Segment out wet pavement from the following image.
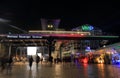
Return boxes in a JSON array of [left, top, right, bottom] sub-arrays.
[[0, 62, 120, 78]]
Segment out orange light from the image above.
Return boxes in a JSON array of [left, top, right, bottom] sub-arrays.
[[81, 34, 84, 36], [83, 58, 88, 64]]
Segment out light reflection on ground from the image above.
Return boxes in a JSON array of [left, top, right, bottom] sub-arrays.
[[0, 62, 120, 78]]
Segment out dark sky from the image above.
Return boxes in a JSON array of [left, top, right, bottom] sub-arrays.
[[0, 1, 120, 35]]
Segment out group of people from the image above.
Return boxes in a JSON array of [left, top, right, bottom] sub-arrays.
[[28, 55, 44, 69], [0, 55, 13, 73], [28, 55, 53, 69], [0, 54, 53, 71]]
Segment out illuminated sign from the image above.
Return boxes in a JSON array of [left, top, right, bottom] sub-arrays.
[[82, 25, 94, 31], [32, 36, 42, 38], [19, 35, 31, 38], [7, 35, 43, 39], [7, 35, 18, 38], [85, 46, 91, 51]]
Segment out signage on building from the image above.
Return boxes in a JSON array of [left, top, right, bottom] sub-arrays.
[[85, 46, 91, 51], [82, 24, 94, 31], [7, 34, 43, 39]]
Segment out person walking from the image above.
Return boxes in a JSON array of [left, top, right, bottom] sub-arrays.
[[36, 55, 40, 67], [0, 57, 6, 73], [28, 55, 34, 70], [7, 55, 13, 72], [49, 55, 53, 66], [40, 55, 43, 64]]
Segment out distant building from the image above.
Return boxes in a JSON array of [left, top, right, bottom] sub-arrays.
[[72, 24, 102, 36], [41, 18, 61, 30], [62, 24, 103, 55]]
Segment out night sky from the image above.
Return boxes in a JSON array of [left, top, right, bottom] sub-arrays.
[[0, 1, 120, 35]]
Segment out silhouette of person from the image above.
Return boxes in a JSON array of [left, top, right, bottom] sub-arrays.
[[36, 55, 40, 67], [40, 55, 43, 64], [7, 55, 13, 72], [0, 57, 6, 72], [49, 55, 53, 66], [28, 55, 34, 70]]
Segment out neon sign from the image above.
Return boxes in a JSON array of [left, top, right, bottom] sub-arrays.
[[82, 25, 94, 31]]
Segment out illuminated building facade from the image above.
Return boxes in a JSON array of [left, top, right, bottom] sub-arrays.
[[40, 18, 61, 58], [41, 18, 61, 30], [62, 24, 103, 55]]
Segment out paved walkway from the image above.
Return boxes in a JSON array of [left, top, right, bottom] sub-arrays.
[[0, 62, 120, 78]]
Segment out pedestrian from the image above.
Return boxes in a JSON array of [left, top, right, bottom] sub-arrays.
[[40, 55, 43, 64], [8, 55, 13, 68], [0, 57, 6, 73], [49, 55, 53, 66], [28, 55, 34, 70], [36, 55, 40, 67]]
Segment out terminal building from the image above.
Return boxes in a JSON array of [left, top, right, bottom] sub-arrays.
[[29, 20, 105, 59], [61, 24, 103, 57], [0, 19, 118, 61]]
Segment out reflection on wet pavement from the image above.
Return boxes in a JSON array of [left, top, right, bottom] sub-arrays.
[[0, 62, 120, 78]]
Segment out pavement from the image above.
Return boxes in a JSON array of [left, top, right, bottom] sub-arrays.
[[0, 62, 120, 78]]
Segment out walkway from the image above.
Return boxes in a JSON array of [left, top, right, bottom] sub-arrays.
[[0, 62, 120, 78]]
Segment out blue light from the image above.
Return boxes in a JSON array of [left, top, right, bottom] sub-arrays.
[[85, 46, 91, 51], [89, 26, 94, 30]]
